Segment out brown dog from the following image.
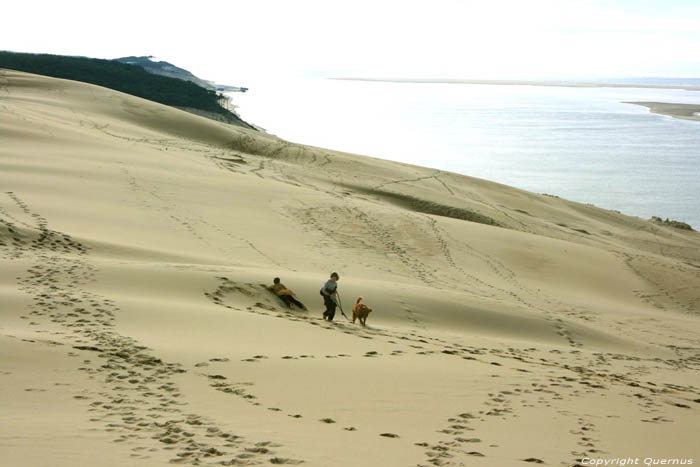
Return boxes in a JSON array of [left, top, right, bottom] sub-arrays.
[[352, 297, 372, 326]]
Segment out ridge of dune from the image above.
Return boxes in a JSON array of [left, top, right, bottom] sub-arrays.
[[2, 69, 699, 466]]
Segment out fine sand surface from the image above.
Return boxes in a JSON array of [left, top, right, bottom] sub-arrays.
[[1, 69, 700, 467], [624, 102, 700, 122]]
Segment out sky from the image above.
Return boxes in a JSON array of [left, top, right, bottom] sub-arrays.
[[3, 0, 700, 84]]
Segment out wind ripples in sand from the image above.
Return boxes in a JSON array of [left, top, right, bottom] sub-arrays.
[[234, 78, 700, 227]]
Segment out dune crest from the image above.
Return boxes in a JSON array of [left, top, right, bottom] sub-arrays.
[[2, 70, 699, 466]]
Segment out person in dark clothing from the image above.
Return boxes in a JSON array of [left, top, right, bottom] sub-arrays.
[[271, 277, 307, 311], [320, 272, 339, 321]]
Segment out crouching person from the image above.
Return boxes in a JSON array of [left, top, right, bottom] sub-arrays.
[[271, 277, 307, 310]]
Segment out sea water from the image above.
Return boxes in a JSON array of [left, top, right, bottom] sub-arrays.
[[230, 78, 700, 228]]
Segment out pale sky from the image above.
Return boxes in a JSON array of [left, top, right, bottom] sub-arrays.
[[3, 0, 700, 84]]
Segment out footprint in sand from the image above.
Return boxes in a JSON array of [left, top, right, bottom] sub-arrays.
[[269, 457, 304, 465]]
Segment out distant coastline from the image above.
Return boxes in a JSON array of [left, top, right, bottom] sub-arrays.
[[332, 77, 700, 124], [331, 77, 700, 92], [0, 51, 256, 130], [624, 102, 700, 122]]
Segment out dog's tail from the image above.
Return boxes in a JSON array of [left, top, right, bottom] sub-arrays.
[[355, 296, 363, 304]]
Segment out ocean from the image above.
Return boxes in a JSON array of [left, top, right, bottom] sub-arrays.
[[230, 78, 700, 228]]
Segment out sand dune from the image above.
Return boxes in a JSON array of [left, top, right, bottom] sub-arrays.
[[1, 69, 699, 466]]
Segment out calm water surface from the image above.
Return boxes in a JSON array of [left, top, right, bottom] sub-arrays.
[[231, 79, 700, 228]]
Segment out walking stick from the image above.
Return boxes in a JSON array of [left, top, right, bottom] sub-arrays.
[[335, 290, 350, 321]]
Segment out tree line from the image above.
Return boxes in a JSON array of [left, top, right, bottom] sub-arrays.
[[0, 51, 237, 120]]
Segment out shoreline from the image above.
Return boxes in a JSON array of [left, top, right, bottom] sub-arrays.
[[624, 101, 700, 122], [331, 77, 700, 92]]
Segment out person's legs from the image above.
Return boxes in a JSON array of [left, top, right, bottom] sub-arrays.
[[323, 295, 335, 320], [279, 295, 293, 308], [288, 296, 306, 310], [327, 299, 337, 321], [322, 295, 330, 319]]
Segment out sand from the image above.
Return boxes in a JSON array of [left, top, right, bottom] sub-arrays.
[[1, 69, 699, 467], [624, 102, 700, 122]]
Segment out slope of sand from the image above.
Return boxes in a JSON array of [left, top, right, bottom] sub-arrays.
[[1, 69, 700, 466]]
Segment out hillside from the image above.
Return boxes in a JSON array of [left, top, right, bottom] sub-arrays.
[[1, 69, 699, 467], [0, 51, 254, 129], [115, 56, 247, 92]]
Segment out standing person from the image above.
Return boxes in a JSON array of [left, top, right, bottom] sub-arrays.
[[320, 272, 339, 321], [271, 277, 308, 311]]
